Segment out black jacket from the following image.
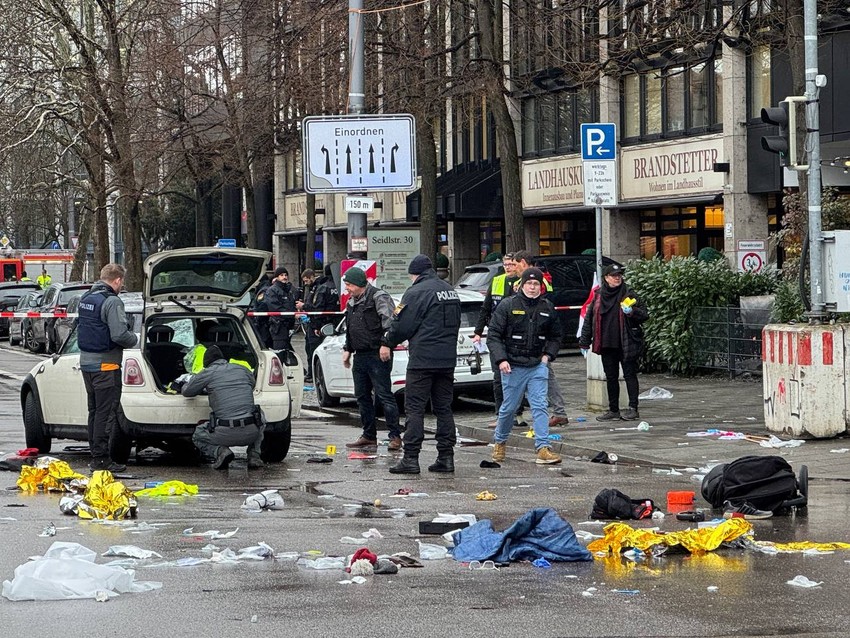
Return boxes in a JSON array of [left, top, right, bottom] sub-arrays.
[[487, 292, 561, 368], [344, 284, 394, 353], [474, 273, 520, 336], [264, 280, 298, 347], [579, 283, 648, 362], [302, 275, 340, 329], [386, 269, 461, 369]]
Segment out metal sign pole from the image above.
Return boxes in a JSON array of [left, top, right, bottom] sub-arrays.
[[595, 200, 603, 284], [347, 0, 367, 257], [804, 0, 824, 321]]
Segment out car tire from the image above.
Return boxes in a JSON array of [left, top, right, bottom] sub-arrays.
[[260, 416, 292, 463], [24, 327, 43, 353], [24, 391, 51, 453], [109, 407, 133, 464], [9, 332, 19, 346], [314, 360, 340, 407]]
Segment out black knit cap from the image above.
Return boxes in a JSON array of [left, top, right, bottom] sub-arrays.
[[521, 267, 545, 286], [203, 345, 225, 367], [274, 266, 288, 277], [342, 267, 368, 287], [407, 254, 433, 275]]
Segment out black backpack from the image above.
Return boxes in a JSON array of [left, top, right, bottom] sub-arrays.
[[701, 455, 807, 512], [590, 488, 656, 520]]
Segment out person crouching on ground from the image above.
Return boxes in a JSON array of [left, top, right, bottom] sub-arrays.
[[487, 267, 563, 465], [183, 345, 265, 470], [578, 264, 648, 422]]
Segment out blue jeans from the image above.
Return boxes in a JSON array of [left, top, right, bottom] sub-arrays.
[[352, 351, 400, 440], [493, 362, 550, 451]]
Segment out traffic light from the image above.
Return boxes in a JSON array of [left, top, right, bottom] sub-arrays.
[[760, 101, 790, 166]]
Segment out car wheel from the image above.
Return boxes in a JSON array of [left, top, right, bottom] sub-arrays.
[[24, 391, 51, 453], [109, 407, 133, 464], [9, 331, 19, 346], [314, 360, 340, 407], [260, 416, 292, 462], [24, 327, 43, 353]]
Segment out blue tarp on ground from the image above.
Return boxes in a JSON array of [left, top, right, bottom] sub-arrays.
[[450, 507, 593, 563]]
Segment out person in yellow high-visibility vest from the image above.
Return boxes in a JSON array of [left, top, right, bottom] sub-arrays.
[[36, 269, 51, 289]]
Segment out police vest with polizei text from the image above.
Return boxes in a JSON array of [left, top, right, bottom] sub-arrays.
[[78, 288, 119, 353]]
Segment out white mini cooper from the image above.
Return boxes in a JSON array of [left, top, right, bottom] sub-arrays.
[[21, 248, 303, 463]]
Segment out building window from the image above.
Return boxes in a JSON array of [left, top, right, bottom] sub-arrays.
[[639, 205, 724, 259], [521, 88, 596, 157], [621, 57, 722, 142], [749, 45, 771, 119]]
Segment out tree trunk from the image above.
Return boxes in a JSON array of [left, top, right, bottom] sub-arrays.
[[475, 0, 523, 252], [416, 114, 438, 261], [306, 193, 316, 272], [70, 211, 91, 281]]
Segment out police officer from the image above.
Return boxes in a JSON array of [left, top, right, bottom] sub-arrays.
[[488, 267, 563, 465], [341, 267, 402, 450], [386, 255, 462, 474], [250, 270, 274, 348], [78, 263, 139, 473], [264, 266, 298, 356], [182, 345, 265, 470], [296, 265, 339, 382]]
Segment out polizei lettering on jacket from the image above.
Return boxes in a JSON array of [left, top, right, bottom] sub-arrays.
[[436, 290, 459, 301]]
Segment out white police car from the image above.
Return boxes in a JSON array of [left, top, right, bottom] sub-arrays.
[[311, 289, 492, 407], [21, 248, 303, 463]]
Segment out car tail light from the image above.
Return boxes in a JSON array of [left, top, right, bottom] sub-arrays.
[[123, 357, 145, 386], [268, 356, 284, 385]]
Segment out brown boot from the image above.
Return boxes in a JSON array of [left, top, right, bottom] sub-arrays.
[[346, 436, 378, 449], [388, 437, 403, 451]]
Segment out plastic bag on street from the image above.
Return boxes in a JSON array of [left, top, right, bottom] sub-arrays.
[[417, 540, 449, 560], [638, 386, 673, 400], [297, 556, 346, 570], [241, 490, 284, 511], [2, 541, 162, 601], [103, 546, 162, 560]]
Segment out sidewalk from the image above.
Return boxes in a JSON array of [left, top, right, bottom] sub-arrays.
[[455, 354, 850, 482]]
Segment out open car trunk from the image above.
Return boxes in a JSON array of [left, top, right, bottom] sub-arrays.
[[143, 314, 259, 392]]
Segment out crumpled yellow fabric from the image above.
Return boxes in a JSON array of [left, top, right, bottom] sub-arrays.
[[475, 491, 498, 501], [587, 519, 753, 555], [77, 470, 134, 520], [17, 460, 86, 493], [753, 539, 850, 553], [134, 480, 199, 497]]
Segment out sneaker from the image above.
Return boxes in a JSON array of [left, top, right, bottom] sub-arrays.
[[723, 500, 773, 520], [548, 415, 569, 427], [596, 411, 621, 422], [345, 436, 378, 449], [536, 447, 562, 465], [620, 408, 640, 421], [492, 442, 506, 462], [213, 447, 235, 470]]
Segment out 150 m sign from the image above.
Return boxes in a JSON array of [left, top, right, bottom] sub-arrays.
[[302, 115, 417, 193]]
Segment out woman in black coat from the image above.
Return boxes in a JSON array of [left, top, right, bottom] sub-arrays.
[[579, 264, 648, 421]]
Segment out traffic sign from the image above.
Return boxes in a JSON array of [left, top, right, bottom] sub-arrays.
[[581, 123, 617, 161], [216, 238, 237, 248], [0, 235, 9, 248], [345, 196, 374, 213], [302, 114, 417, 193], [738, 250, 765, 273]]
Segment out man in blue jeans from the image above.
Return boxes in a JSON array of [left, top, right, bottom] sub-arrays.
[[487, 267, 563, 464], [341, 267, 402, 451]]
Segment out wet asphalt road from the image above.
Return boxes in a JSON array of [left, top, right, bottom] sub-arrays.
[[1, 344, 850, 637]]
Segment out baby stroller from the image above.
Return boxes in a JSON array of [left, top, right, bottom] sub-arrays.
[[701, 455, 808, 513]]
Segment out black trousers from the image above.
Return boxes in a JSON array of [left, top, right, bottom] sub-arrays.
[[403, 368, 456, 457], [600, 348, 640, 412], [82, 369, 122, 465]]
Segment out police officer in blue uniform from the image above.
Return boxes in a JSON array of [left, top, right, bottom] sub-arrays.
[[385, 255, 462, 474], [78, 263, 138, 473]]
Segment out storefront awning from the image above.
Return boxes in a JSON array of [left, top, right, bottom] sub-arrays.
[[407, 160, 503, 222]]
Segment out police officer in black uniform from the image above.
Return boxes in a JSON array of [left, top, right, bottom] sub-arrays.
[[385, 255, 462, 474], [78, 263, 138, 472], [296, 265, 340, 382], [263, 266, 298, 357]]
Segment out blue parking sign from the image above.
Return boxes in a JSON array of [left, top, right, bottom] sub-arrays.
[[581, 123, 617, 161]]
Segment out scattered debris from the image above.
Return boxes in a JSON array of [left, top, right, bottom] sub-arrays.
[[638, 386, 673, 400], [787, 575, 823, 588]]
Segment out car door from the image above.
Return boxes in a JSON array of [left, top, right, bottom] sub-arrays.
[[33, 286, 56, 344], [37, 327, 88, 426], [322, 319, 355, 396]]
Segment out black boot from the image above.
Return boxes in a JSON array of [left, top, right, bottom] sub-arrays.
[[389, 456, 420, 474], [428, 455, 454, 473]]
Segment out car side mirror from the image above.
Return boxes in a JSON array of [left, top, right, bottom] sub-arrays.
[[51, 353, 61, 364], [320, 323, 335, 337]]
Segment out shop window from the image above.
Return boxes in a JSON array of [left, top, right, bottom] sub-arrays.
[[539, 94, 556, 152], [665, 68, 686, 133], [479, 221, 504, 261], [520, 88, 596, 158], [690, 63, 709, 129], [704, 206, 724, 228]]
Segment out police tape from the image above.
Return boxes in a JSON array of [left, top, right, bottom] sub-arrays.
[[0, 307, 582, 318], [0, 311, 72, 318]]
